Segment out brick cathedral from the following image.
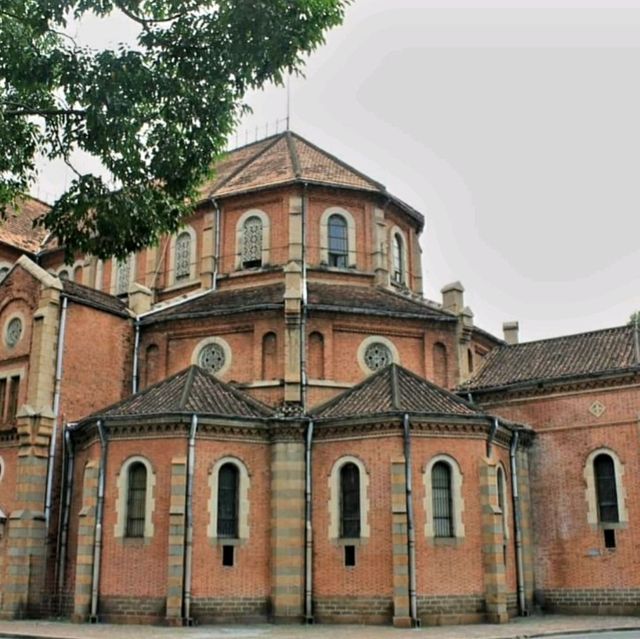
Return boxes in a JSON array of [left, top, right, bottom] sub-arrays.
[[0, 131, 635, 626]]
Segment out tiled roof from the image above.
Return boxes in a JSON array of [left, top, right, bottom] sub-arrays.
[[199, 131, 424, 227], [313, 363, 482, 420], [95, 365, 273, 420], [141, 283, 285, 324], [0, 196, 49, 253], [307, 283, 453, 321], [462, 325, 640, 392], [62, 280, 130, 317]]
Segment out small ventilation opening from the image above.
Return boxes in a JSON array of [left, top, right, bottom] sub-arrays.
[[222, 545, 235, 567], [344, 545, 356, 567], [604, 529, 616, 549]]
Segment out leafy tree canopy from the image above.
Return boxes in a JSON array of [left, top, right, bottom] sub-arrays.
[[0, 0, 348, 259]]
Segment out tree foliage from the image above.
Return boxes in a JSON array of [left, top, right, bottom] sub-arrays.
[[0, 0, 348, 259]]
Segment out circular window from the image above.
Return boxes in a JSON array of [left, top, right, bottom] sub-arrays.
[[364, 342, 393, 371], [6, 317, 22, 348], [198, 343, 226, 374]]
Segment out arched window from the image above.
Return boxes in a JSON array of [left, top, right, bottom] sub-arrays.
[[261, 332, 277, 380], [126, 462, 147, 538], [328, 214, 348, 268], [217, 463, 239, 538], [73, 265, 83, 284], [175, 231, 191, 281], [392, 233, 405, 284], [115, 257, 131, 295], [594, 454, 619, 523], [467, 348, 474, 374], [433, 342, 448, 388], [340, 462, 361, 538], [242, 216, 263, 269], [58, 269, 70, 281], [308, 332, 324, 379], [432, 461, 453, 537]]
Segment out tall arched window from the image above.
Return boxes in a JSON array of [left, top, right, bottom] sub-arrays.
[[115, 257, 131, 295], [175, 231, 192, 281], [432, 461, 453, 537], [126, 462, 147, 538], [242, 216, 263, 269], [308, 332, 325, 379], [261, 332, 278, 380], [217, 463, 240, 538], [328, 214, 348, 268], [594, 454, 619, 523], [433, 342, 448, 388], [392, 233, 405, 284], [340, 462, 361, 538], [73, 265, 83, 284]]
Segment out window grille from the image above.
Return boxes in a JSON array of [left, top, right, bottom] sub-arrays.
[[328, 214, 348, 268], [175, 232, 191, 280], [116, 258, 130, 295], [217, 463, 239, 538], [126, 462, 147, 537], [392, 233, 404, 284], [364, 342, 392, 371], [340, 463, 361, 538], [432, 461, 453, 537], [198, 343, 226, 374], [242, 216, 263, 268], [594, 454, 619, 523]]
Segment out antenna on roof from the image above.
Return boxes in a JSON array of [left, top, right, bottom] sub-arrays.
[[286, 73, 291, 131]]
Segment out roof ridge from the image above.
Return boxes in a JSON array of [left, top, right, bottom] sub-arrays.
[[211, 133, 285, 195], [285, 131, 302, 178], [179, 365, 197, 410], [498, 324, 632, 349], [390, 364, 401, 410]]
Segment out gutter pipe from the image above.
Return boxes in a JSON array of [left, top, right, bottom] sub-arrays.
[[304, 419, 314, 623], [45, 295, 68, 534], [300, 183, 308, 409], [182, 414, 198, 624], [509, 429, 527, 616], [90, 419, 108, 622], [403, 413, 418, 626], [55, 424, 75, 609], [132, 319, 141, 394], [212, 198, 221, 291]]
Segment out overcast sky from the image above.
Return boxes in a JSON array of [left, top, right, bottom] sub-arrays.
[[35, 1, 640, 342]]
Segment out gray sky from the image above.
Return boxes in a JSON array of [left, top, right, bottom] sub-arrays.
[[35, 1, 640, 341]]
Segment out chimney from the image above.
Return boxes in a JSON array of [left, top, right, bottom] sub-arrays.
[[441, 281, 464, 315], [503, 321, 519, 345]]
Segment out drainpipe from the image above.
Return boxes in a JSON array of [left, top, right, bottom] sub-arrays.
[[45, 295, 68, 533], [182, 414, 198, 625], [509, 429, 527, 616], [300, 183, 308, 410], [132, 319, 141, 394], [486, 417, 498, 458], [211, 198, 221, 291], [304, 419, 314, 623], [56, 424, 75, 608], [402, 414, 418, 626], [90, 419, 108, 622]]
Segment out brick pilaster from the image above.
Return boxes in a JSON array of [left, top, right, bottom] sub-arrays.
[[390, 460, 411, 628], [165, 457, 187, 623]]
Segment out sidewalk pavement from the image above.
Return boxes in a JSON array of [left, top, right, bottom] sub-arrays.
[[0, 615, 638, 639]]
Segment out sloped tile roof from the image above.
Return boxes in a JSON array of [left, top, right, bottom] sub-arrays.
[[95, 366, 273, 420], [62, 280, 130, 317], [0, 196, 49, 253], [307, 283, 453, 321], [313, 363, 482, 420], [462, 325, 640, 392], [199, 131, 424, 227], [140, 283, 285, 325]]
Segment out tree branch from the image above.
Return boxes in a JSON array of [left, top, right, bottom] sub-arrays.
[[2, 107, 86, 118], [114, 1, 188, 26]]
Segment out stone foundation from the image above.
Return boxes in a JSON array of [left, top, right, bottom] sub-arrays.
[[313, 596, 393, 624], [538, 588, 640, 615], [417, 594, 486, 625], [191, 597, 269, 623], [98, 596, 165, 624]]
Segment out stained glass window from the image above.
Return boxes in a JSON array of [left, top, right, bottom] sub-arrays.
[[175, 232, 191, 281], [328, 214, 348, 268], [198, 343, 226, 374], [242, 216, 263, 268], [364, 342, 392, 371], [116, 258, 131, 295]]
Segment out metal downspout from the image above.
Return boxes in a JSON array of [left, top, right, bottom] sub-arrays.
[[132, 320, 141, 394], [304, 419, 314, 623], [300, 183, 308, 410], [45, 295, 68, 534], [212, 198, 221, 291], [403, 414, 418, 626], [56, 425, 75, 608], [510, 430, 527, 616], [90, 419, 108, 622], [183, 414, 198, 624]]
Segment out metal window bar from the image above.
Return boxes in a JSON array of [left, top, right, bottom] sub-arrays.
[[432, 462, 453, 537], [594, 454, 619, 523], [328, 215, 348, 268], [340, 463, 361, 538], [126, 463, 147, 538], [217, 464, 239, 538], [175, 232, 191, 280]]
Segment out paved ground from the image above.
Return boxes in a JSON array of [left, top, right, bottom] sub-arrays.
[[0, 615, 638, 639]]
